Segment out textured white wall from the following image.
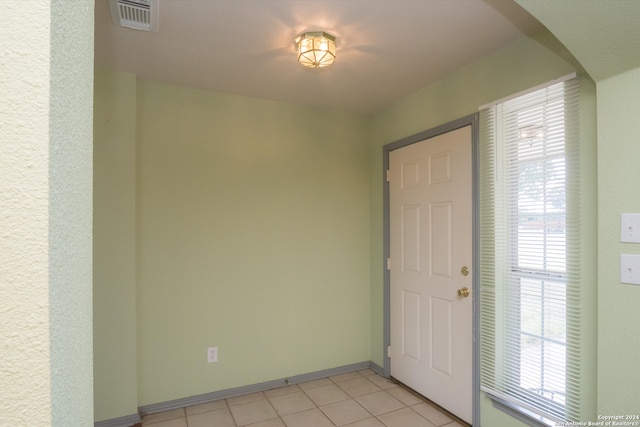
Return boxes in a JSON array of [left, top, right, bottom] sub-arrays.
[[0, 2, 53, 425], [0, 1, 94, 425]]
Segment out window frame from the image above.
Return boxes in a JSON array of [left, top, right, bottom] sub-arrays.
[[479, 75, 584, 425]]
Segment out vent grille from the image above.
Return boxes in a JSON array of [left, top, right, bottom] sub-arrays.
[[109, 0, 158, 32]]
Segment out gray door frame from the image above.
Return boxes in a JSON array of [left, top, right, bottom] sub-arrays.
[[382, 113, 479, 426]]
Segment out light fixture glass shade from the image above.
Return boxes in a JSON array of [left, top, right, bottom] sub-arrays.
[[295, 31, 336, 68]]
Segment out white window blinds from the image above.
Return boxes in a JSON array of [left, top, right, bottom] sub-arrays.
[[479, 77, 582, 423]]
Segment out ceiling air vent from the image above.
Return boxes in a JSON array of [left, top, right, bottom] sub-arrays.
[[109, 0, 159, 32]]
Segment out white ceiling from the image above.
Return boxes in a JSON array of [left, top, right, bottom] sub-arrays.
[[94, 0, 542, 114]]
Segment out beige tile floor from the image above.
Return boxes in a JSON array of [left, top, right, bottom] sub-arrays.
[[141, 369, 470, 427]]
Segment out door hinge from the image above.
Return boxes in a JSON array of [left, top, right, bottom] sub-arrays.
[[386, 258, 391, 270], [387, 345, 392, 358], [386, 169, 390, 183]]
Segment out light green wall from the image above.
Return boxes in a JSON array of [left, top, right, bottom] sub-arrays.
[[94, 70, 139, 421], [134, 81, 371, 405], [515, 0, 640, 418], [516, 0, 640, 82], [49, 2, 95, 425], [368, 29, 596, 426], [369, 29, 581, 367], [596, 67, 640, 415], [93, 71, 372, 415], [95, 21, 632, 427]]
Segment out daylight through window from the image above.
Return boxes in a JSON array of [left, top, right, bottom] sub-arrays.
[[479, 76, 581, 423]]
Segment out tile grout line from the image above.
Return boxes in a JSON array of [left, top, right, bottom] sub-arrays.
[[264, 389, 287, 427], [315, 371, 399, 427], [225, 397, 238, 427], [297, 380, 354, 426], [145, 371, 465, 427], [274, 371, 375, 426]]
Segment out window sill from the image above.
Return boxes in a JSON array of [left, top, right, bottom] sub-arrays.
[[485, 392, 559, 427]]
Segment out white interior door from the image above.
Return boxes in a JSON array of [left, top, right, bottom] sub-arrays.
[[389, 126, 472, 423]]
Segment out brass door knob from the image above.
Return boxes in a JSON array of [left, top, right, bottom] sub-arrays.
[[457, 287, 470, 298]]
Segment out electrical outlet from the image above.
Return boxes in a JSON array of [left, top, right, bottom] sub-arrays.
[[207, 346, 218, 363]]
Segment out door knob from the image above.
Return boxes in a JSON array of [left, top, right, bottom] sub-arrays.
[[457, 287, 470, 298]]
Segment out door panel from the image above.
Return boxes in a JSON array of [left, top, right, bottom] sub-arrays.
[[402, 290, 421, 361], [402, 205, 421, 273], [430, 296, 453, 377], [429, 202, 452, 277], [389, 126, 472, 423]]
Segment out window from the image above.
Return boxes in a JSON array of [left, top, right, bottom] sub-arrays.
[[479, 77, 582, 423]]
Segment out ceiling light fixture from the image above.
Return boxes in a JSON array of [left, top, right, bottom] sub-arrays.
[[295, 31, 336, 69]]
